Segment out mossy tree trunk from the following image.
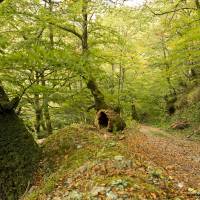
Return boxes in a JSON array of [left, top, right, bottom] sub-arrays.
[[0, 85, 39, 199], [81, 0, 126, 131], [87, 79, 108, 111], [87, 80, 126, 132], [0, 0, 39, 196]]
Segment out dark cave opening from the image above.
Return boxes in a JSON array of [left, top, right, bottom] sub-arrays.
[[98, 112, 109, 128]]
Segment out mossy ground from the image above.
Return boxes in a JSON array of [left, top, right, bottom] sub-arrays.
[[23, 123, 195, 200]]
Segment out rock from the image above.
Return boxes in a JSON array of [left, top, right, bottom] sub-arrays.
[[64, 178, 73, 187], [78, 164, 89, 174], [106, 187, 112, 193], [114, 155, 124, 161], [118, 135, 125, 140], [90, 186, 106, 196], [188, 188, 200, 196], [64, 190, 82, 200], [114, 155, 133, 169], [76, 145, 83, 149], [53, 197, 62, 200], [132, 184, 140, 190], [106, 191, 118, 200], [177, 182, 184, 189], [107, 141, 117, 147], [110, 179, 128, 190], [192, 156, 200, 162], [37, 138, 46, 145]]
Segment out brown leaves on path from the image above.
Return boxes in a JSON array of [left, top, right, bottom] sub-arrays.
[[124, 125, 200, 190]]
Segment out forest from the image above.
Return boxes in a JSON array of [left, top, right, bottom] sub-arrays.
[[0, 0, 200, 199]]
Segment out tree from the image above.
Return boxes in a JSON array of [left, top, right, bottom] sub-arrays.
[[0, 1, 39, 199], [35, 0, 127, 131]]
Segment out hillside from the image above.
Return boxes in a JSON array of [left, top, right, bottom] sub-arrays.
[[1, 0, 200, 199], [23, 124, 200, 200]]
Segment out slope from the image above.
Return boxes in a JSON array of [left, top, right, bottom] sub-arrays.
[[22, 124, 200, 200]]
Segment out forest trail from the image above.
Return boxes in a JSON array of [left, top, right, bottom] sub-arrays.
[[125, 125, 200, 189], [24, 124, 200, 200]]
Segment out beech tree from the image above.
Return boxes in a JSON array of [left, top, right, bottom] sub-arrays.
[[0, 1, 39, 199]]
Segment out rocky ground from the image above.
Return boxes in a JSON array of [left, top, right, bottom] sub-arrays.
[[23, 124, 200, 200]]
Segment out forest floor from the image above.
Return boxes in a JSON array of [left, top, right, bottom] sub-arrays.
[[23, 124, 200, 200], [130, 125, 200, 190]]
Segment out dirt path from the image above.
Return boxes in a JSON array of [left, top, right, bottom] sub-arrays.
[[125, 125, 200, 190]]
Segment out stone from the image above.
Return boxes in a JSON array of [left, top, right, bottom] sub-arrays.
[[64, 178, 73, 187], [64, 190, 82, 200], [53, 197, 62, 200], [77, 145, 83, 149], [108, 141, 117, 147], [177, 182, 184, 189], [78, 164, 88, 174], [119, 135, 125, 140], [90, 186, 106, 197], [114, 155, 124, 161], [110, 179, 128, 190], [106, 191, 118, 200], [113, 156, 133, 169]]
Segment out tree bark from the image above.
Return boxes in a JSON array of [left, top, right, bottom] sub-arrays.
[[81, 0, 107, 111], [0, 85, 20, 113], [34, 92, 42, 134], [41, 72, 53, 135], [81, 0, 126, 131], [0, 85, 39, 199], [131, 102, 138, 120], [33, 71, 43, 134], [87, 79, 108, 111]]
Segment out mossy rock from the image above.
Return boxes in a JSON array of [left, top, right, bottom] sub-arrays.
[[187, 87, 200, 104], [0, 113, 40, 200]]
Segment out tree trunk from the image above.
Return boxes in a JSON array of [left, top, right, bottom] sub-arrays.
[[0, 1, 39, 196], [81, 0, 126, 131], [95, 109, 126, 132], [41, 72, 53, 135], [110, 64, 115, 93], [131, 102, 138, 120], [0, 85, 39, 199], [87, 79, 108, 111], [34, 92, 42, 134], [33, 71, 43, 135]]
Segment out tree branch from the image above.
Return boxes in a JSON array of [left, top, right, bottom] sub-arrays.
[[146, 4, 197, 16], [49, 22, 82, 40], [16, 11, 82, 40]]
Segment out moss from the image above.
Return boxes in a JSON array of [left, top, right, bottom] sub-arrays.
[[0, 113, 40, 200], [187, 87, 200, 104], [24, 125, 122, 200]]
